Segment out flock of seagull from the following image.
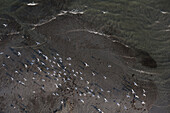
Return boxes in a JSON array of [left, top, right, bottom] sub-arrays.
[[0, 45, 147, 112]]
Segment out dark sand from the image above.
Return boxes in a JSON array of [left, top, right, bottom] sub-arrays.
[[0, 14, 161, 113]]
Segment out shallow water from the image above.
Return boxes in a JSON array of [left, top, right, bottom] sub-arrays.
[[0, 0, 170, 113]]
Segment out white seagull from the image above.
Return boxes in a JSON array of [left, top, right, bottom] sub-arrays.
[[84, 62, 89, 67], [27, 2, 38, 6]]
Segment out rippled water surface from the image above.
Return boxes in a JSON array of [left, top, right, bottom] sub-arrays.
[[0, 0, 170, 113]]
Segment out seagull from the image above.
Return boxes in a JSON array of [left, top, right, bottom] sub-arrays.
[[68, 63, 71, 66], [56, 53, 59, 56], [104, 98, 108, 102], [37, 67, 42, 72], [80, 77, 83, 80], [107, 90, 111, 93], [11, 77, 14, 81], [58, 74, 61, 77], [24, 64, 28, 68], [126, 94, 130, 98], [3, 24, 7, 27], [90, 89, 93, 92], [52, 61, 56, 64], [15, 71, 18, 73], [56, 93, 59, 96], [72, 69, 75, 72], [59, 57, 62, 61], [79, 93, 82, 96], [132, 89, 135, 94], [73, 74, 77, 77], [57, 63, 60, 67], [63, 78, 66, 82], [0, 52, 4, 55], [67, 78, 70, 81], [134, 82, 138, 86], [36, 42, 40, 45], [66, 57, 71, 60], [53, 57, 57, 60], [18, 52, 21, 56], [27, 2, 39, 6], [52, 93, 55, 96], [61, 100, 64, 104], [142, 101, 145, 105], [83, 93, 86, 96], [98, 109, 102, 112], [84, 62, 89, 67], [108, 65, 111, 67], [80, 99, 84, 103], [92, 72, 95, 76], [117, 103, 120, 107], [37, 58, 40, 62], [2, 64, 6, 66], [23, 78, 27, 81], [102, 11, 108, 14], [43, 55, 48, 60], [124, 105, 127, 110], [41, 86, 45, 90], [7, 55, 10, 58], [161, 11, 168, 14], [37, 50, 42, 54], [100, 88, 104, 92], [48, 59, 52, 62], [135, 95, 139, 98]]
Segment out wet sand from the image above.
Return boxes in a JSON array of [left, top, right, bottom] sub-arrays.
[[0, 14, 163, 113]]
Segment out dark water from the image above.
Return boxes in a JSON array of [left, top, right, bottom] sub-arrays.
[[0, 0, 170, 113]]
